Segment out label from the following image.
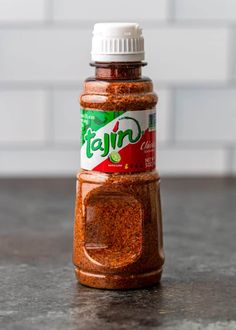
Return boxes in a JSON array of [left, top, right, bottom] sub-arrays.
[[80, 108, 156, 173]]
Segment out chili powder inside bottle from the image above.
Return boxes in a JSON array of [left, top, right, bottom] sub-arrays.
[[73, 23, 164, 289]]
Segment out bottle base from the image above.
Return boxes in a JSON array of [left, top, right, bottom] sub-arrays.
[[75, 267, 163, 290]]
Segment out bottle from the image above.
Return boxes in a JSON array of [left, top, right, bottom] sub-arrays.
[[73, 23, 164, 289]]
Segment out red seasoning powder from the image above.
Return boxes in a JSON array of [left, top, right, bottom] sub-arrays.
[[73, 23, 164, 289]]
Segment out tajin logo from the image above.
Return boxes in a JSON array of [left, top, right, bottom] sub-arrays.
[[84, 117, 142, 158]]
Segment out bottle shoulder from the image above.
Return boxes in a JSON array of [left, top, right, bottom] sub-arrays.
[[80, 76, 158, 111], [77, 170, 160, 184]]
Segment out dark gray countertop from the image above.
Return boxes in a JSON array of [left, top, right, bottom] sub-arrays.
[[1, 178, 236, 330]]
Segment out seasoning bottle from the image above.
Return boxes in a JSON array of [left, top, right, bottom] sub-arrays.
[[73, 23, 164, 289]]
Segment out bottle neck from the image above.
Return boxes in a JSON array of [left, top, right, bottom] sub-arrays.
[[91, 62, 146, 80]]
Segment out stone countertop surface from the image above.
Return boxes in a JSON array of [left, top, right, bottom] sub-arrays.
[[0, 178, 236, 330]]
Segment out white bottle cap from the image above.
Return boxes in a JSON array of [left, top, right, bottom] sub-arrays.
[[91, 22, 145, 62]]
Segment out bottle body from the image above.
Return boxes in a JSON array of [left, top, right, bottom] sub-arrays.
[[73, 63, 164, 289], [73, 170, 164, 289]]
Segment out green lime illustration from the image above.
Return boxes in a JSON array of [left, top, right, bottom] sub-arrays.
[[109, 151, 121, 163]]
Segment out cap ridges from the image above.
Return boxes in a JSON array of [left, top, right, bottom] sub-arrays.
[[91, 23, 145, 62]]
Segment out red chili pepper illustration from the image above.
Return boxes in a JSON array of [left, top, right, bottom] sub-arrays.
[[112, 121, 119, 132]]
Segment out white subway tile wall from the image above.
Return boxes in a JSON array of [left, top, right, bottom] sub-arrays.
[[52, 89, 81, 143], [175, 0, 236, 20], [0, 29, 91, 82], [0, 0, 235, 176], [0, 150, 79, 176], [158, 148, 227, 175], [0, 0, 46, 22], [0, 91, 46, 143], [145, 28, 229, 83], [52, 0, 168, 21], [175, 89, 236, 142]]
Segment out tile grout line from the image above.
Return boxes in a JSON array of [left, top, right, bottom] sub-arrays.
[[2, 20, 236, 29], [167, 0, 176, 23], [226, 26, 235, 83], [1, 81, 236, 90], [44, 87, 55, 147], [168, 88, 177, 144], [44, 0, 54, 24]]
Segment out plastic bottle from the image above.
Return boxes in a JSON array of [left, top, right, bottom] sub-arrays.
[[73, 23, 164, 289]]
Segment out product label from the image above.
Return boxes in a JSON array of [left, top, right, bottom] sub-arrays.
[[80, 108, 156, 173]]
